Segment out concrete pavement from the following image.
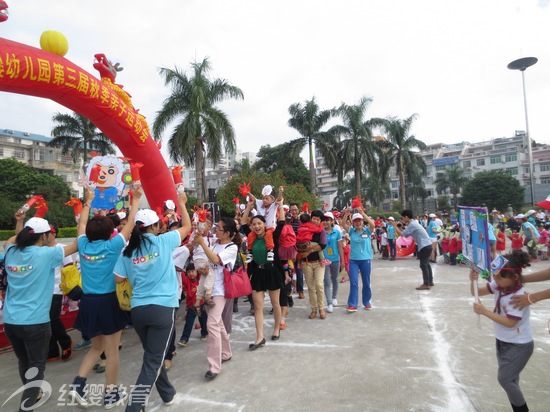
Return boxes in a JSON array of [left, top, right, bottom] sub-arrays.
[[1, 253, 549, 411]]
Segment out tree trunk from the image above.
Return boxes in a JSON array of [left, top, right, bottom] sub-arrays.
[[399, 156, 406, 211], [195, 137, 205, 204], [308, 138, 316, 195], [354, 163, 361, 200]]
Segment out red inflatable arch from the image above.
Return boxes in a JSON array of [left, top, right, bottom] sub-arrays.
[[0, 37, 177, 211]]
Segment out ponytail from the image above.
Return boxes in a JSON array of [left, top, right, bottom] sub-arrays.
[[123, 221, 154, 257], [14, 227, 43, 250]]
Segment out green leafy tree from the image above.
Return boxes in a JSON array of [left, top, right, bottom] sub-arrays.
[[0, 158, 75, 229], [286, 97, 337, 194], [254, 144, 310, 188], [372, 114, 427, 210], [153, 58, 244, 204], [331, 96, 379, 197], [215, 170, 320, 217], [405, 167, 428, 212], [49, 112, 115, 163], [460, 170, 524, 212], [434, 164, 468, 208]]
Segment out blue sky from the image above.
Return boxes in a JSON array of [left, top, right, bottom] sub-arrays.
[[1, 0, 549, 161]]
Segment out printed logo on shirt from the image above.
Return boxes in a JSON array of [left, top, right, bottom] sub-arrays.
[[132, 251, 160, 265], [7, 264, 33, 273], [81, 254, 107, 262]]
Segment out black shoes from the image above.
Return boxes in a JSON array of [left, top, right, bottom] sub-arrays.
[[205, 370, 218, 380], [248, 338, 266, 350], [271, 334, 280, 341]]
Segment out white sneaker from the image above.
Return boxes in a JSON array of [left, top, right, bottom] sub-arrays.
[[326, 304, 333, 313], [245, 253, 253, 264], [332, 299, 338, 306], [267, 251, 274, 261]]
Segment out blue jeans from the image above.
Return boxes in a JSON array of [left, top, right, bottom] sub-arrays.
[[388, 238, 396, 259], [180, 305, 208, 342], [324, 260, 340, 305], [4, 322, 51, 411], [347, 259, 372, 308]]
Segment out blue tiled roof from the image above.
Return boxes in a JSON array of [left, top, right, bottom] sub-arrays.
[[0, 129, 52, 143]]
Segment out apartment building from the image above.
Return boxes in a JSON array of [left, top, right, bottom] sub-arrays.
[[0, 128, 83, 196]]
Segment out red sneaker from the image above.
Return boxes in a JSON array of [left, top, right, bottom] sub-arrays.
[[346, 306, 357, 313]]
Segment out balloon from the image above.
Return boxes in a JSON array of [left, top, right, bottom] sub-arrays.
[[40, 31, 69, 57]]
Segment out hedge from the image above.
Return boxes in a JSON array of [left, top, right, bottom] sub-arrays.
[[0, 227, 77, 241]]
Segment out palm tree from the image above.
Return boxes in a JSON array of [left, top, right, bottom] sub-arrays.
[[331, 96, 379, 197], [405, 167, 428, 213], [434, 164, 468, 208], [286, 97, 337, 194], [364, 171, 391, 209], [372, 114, 427, 210], [49, 112, 115, 163], [152, 58, 244, 203]]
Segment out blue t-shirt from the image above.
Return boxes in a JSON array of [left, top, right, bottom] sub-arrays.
[[114, 231, 181, 309], [325, 229, 342, 262], [349, 226, 373, 260], [4, 244, 64, 325], [386, 224, 395, 240], [78, 233, 126, 294], [427, 221, 438, 239]]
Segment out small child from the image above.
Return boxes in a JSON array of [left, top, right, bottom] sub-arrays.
[[537, 224, 548, 260], [469, 250, 533, 412], [178, 264, 208, 346], [278, 215, 297, 285], [379, 227, 388, 260], [448, 229, 458, 265], [296, 213, 327, 263], [246, 185, 284, 263], [496, 224, 506, 255], [341, 235, 350, 282], [508, 227, 524, 252], [190, 220, 216, 308], [441, 230, 450, 263]]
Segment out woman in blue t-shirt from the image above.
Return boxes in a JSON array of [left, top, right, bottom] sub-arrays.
[[341, 208, 375, 312], [68, 186, 142, 409], [4, 211, 78, 410], [114, 191, 191, 411]]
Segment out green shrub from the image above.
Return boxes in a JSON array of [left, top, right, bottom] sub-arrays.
[[0, 230, 15, 241], [58, 227, 77, 238]]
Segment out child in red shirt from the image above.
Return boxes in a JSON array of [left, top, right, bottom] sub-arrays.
[[178, 263, 208, 346], [341, 234, 351, 282], [496, 225, 506, 254], [508, 228, 523, 251], [448, 231, 458, 265]]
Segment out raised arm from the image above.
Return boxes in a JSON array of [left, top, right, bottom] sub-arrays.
[[119, 186, 143, 240], [358, 208, 375, 232], [176, 191, 192, 242], [77, 185, 95, 237], [4, 208, 27, 247], [240, 197, 255, 226], [341, 209, 351, 233]]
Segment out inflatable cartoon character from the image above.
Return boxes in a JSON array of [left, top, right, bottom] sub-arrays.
[[0, 1, 9, 23], [86, 155, 128, 212]]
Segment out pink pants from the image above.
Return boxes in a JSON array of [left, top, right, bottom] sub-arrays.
[[205, 296, 232, 374]]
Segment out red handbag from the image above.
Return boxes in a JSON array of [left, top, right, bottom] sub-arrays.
[[223, 254, 252, 299]]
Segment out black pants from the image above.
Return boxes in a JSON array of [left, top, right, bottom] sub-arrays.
[[295, 264, 304, 293], [418, 246, 433, 285], [5, 322, 51, 411], [48, 294, 72, 358], [127, 305, 177, 411]]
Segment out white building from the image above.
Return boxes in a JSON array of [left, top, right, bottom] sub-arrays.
[[315, 131, 550, 209], [0, 129, 83, 197]]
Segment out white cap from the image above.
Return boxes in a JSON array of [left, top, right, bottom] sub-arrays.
[[25, 217, 51, 234], [515, 214, 525, 219], [429, 213, 436, 218], [352, 213, 364, 221], [527, 209, 536, 216], [324, 211, 335, 220], [116, 211, 127, 220], [387, 216, 395, 221], [135, 209, 160, 226], [283, 204, 289, 211], [164, 200, 176, 210]]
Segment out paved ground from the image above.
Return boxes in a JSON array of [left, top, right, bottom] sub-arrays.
[[1, 251, 550, 411]]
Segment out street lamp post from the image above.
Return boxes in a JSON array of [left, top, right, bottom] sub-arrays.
[[507, 57, 538, 205]]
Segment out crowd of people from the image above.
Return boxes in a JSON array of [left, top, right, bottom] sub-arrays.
[[2, 183, 550, 412]]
